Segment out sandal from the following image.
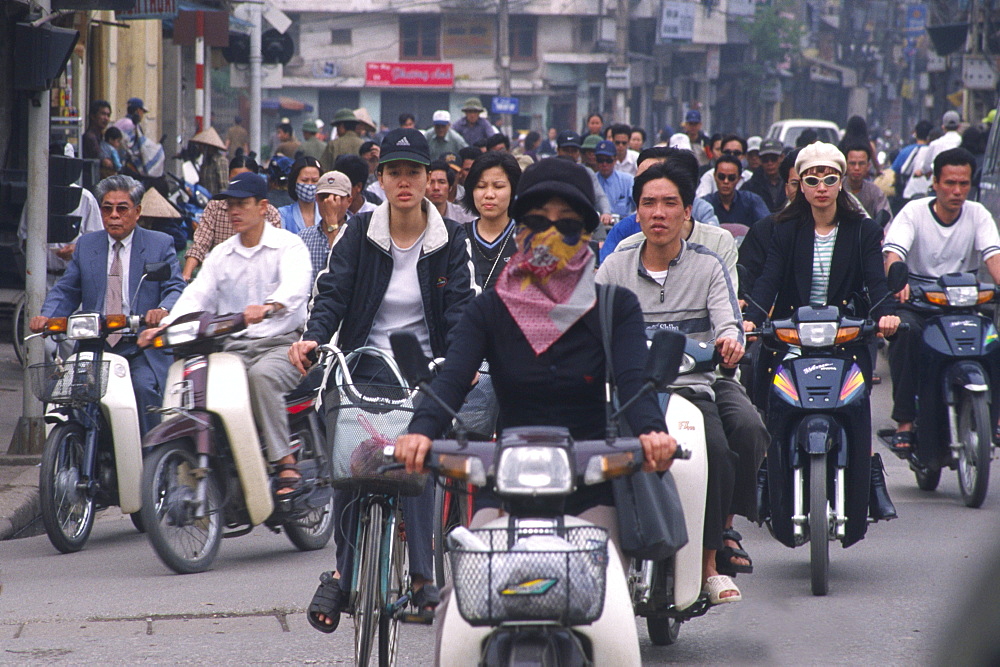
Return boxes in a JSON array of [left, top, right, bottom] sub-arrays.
[[716, 528, 753, 576], [307, 571, 348, 634], [273, 462, 303, 496], [702, 575, 741, 605], [411, 583, 441, 612], [888, 431, 915, 457]]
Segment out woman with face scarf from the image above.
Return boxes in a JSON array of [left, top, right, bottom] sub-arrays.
[[278, 156, 322, 234]]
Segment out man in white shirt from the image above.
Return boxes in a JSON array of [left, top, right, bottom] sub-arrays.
[[918, 110, 963, 177], [883, 147, 1000, 453], [140, 172, 312, 492], [610, 123, 638, 176]]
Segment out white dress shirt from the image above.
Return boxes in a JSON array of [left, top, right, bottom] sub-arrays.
[[163, 223, 311, 338]]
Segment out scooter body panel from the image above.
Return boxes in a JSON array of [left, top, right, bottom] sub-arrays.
[[664, 392, 707, 611], [436, 515, 641, 667]]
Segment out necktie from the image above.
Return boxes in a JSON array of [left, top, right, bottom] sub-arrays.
[[106, 241, 123, 347]]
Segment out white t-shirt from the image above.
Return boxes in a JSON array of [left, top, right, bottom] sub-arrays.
[[366, 231, 432, 356], [646, 267, 669, 286], [883, 198, 1000, 284]]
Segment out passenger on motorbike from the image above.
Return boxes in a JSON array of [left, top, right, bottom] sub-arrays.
[[287, 128, 479, 633], [31, 174, 185, 435], [139, 171, 312, 491], [392, 158, 678, 613], [596, 161, 766, 602], [882, 147, 1000, 453], [744, 142, 900, 535]]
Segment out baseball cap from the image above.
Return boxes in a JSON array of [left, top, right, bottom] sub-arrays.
[[669, 133, 692, 151], [795, 141, 846, 176], [758, 139, 783, 157], [127, 97, 148, 112], [214, 171, 268, 200], [747, 136, 762, 153], [432, 110, 451, 125], [316, 171, 352, 197], [594, 140, 616, 157], [581, 134, 601, 151], [557, 130, 582, 148], [942, 110, 961, 129], [512, 160, 599, 232], [379, 128, 431, 165], [685, 110, 702, 124]]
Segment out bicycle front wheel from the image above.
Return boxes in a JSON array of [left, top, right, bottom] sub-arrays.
[[355, 501, 383, 667], [379, 507, 406, 667]]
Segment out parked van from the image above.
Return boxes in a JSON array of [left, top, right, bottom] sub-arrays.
[[767, 119, 842, 149], [977, 105, 1000, 215]]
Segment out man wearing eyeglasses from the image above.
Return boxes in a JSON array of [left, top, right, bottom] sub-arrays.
[[696, 135, 754, 198], [594, 140, 635, 217], [742, 139, 787, 212], [610, 123, 638, 176], [703, 156, 770, 227], [31, 175, 185, 434]]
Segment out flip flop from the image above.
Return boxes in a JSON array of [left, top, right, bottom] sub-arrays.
[[703, 575, 742, 605]]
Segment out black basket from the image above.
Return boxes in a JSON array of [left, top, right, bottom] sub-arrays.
[[449, 525, 609, 626], [28, 359, 109, 405]]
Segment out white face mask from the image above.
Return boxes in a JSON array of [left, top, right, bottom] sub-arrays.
[[295, 182, 317, 203]]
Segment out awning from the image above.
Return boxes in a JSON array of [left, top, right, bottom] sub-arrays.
[[262, 96, 314, 112]]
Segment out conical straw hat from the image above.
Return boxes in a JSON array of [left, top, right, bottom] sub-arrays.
[[140, 186, 181, 219], [191, 126, 226, 151]]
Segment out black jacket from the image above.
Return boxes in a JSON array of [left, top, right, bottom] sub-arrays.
[[742, 169, 786, 213], [737, 214, 776, 296], [746, 214, 894, 325], [303, 201, 479, 356]]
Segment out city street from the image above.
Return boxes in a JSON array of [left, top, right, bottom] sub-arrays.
[[0, 344, 996, 665]]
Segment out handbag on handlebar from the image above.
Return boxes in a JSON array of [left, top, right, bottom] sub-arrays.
[[322, 346, 428, 496], [598, 284, 689, 561]]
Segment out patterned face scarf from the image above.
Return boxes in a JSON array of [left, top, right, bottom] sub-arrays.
[[295, 182, 317, 203], [494, 223, 596, 355]]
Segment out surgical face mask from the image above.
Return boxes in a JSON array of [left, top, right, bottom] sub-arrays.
[[295, 182, 317, 203]]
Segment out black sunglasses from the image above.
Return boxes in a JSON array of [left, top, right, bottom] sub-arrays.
[[520, 214, 586, 236], [716, 173, 739, 183], [722, 149, 744, 157], [596, 157, 615, 164]]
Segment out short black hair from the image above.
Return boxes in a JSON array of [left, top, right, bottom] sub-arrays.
[[458, 146, 481, 162], [796, 129, 818, 147], [664, 148, 700, 184], [277, 122, 293, 136], [779, 148, 800, 182], [286, 156, 322, 200], [633, 161, 695, 209], [610, 123, 631, 138], [842, 142, 872, 162], [486, 133, 510, 150], [637, 146, 671, 167], [334, 154, 370, 188], [714, 155, 743, 174], [89, 99, 111, 118], [429, 159, 456, 187], [104, 126, 123, 142], [915, 120, 934, 141], [399, 113, 415, 126], [359, 140, 377, 155], [523, 131, 541, 151], [229, 150, 260, 173], [462, 151, 521, 217], [631, 128, 647, 143], [933, 147, 977, 180], [720, 134, 747, 153], [473, 137, 489, 149]]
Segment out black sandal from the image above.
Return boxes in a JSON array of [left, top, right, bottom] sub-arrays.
[[307, 571, 347, 634], [716, 528, 754, 576], [888, 431, 915, 457], [273, 462, 303, 496], [411, 583, 441, 612]]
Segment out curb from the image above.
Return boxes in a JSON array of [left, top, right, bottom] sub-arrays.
[[0, 485, 40, 540], [0, 458, 42, 541]]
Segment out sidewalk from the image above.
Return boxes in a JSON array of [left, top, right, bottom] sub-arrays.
[[0, 340, 42, 540]]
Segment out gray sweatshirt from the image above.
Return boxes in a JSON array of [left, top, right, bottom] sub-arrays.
[[595, 239, 743, 398]]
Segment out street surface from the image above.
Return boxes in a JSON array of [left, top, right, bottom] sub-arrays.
[[0, 339, 996, 665]]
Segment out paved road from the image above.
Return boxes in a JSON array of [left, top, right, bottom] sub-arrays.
[[0, 349, 996, 665]]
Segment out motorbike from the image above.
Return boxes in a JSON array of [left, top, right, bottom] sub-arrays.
[[138, 310, 334, 574], [627, 335, 712, 646], [26, 262, 172, 553], [750, 262, 908, 596], [877, 271, 1000, 507], [386, 329, 691, 666]]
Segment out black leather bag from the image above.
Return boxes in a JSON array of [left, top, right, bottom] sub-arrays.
[[598, 284, 689, 561]]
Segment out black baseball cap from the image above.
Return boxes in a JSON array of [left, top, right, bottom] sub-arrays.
[[214, 172, 268, 200], [556, 130, 582, 149], [512, 159, 599, 232], [379, 128, 431, 166]]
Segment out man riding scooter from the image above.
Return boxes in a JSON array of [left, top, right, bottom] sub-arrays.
[[140, 171, 312, 493]]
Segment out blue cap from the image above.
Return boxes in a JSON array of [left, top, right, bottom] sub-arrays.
[[594, 140, 616, 157], [685, 110, 702, 123], [214, 171, 268, 200], [127, 97, 147, 112]]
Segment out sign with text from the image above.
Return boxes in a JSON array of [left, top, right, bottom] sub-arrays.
[[115, 0, 175, 19], [491, 96, 519, 115], [365, 62, 454, 87], [658, 0, 695, 42]]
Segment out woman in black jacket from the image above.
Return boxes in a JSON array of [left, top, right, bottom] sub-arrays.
[[461, 151, 521, 290], [290, 129, 478, 634], [744, 142, 901, 536]]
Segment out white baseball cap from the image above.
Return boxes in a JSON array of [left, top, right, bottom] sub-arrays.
[[432, 110, 451, 125], [747, 136, 762, 153], [669, 132, 693, 151]]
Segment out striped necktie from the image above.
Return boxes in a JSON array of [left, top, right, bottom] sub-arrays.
[[106, 241, 123, 347]]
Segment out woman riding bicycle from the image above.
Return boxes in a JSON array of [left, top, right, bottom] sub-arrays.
[[744, 141, 901, 541], [288, 128, 478, 633]]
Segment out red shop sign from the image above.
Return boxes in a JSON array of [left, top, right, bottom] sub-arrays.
[[365, 62, 454, 87]]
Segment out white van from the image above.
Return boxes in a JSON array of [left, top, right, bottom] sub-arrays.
[[767, 119, 842, 149]]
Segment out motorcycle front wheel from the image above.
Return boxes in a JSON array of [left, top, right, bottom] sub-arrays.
[[957, 392, 992, 508], [647, 615, 681, 646], [39, 422, 95, 553], [140, 441, 223, 574], [809, 455, 829, 596]]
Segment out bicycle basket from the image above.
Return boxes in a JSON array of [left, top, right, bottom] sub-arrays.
[[449, 525, 609, 626], [325, 347, 428, 496], [29, 359, 109, 404]]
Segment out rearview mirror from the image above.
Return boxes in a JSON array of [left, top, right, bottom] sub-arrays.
[[143, 261, 171, 282], [389, 331, 433, 387], [646, 330, 686, 389], [887, 261, 908, 294]]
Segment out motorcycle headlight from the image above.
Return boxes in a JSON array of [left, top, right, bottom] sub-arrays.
[[67, 314, 102, 340], [945, 285, 979, 307], [797, 322, 838, 347], [153, 320, 201, 348], [495, 446, 573, 496]]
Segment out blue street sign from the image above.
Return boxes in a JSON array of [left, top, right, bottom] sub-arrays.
[[491, 96, 520, 115]]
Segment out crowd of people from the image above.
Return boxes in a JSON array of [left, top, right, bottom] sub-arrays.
[[38, 100, 1000, 634]]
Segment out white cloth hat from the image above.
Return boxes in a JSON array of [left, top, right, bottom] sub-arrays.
[[795, 141, 846, 176], [432, 110, 451, 125], [747, 136, 762, 152], [668, 133, 692, 151]]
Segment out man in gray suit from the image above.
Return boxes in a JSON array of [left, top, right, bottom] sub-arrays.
[[30, 175, 185, 434]]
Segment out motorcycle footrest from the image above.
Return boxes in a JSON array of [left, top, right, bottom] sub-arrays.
[[397, 610, 434, 625]]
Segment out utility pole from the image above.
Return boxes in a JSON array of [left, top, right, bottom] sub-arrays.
[[249, 0, 262, 155], [497, 0, 512, 135], [613, 0, 629, 123]]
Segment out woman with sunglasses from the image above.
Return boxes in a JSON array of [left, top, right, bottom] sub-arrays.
[[744, 141, 901, 537]]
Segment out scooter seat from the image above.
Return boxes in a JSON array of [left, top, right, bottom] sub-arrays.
[[285, 366, 324, 404]]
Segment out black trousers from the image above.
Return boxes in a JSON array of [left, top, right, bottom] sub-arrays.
[[887, 308, 928, 424]]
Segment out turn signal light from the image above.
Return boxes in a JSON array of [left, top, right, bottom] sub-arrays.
[[834, 326, 860, 344], [104, 314, 127, 330], [152, 336, 167, 349], [775, 327, 801, 345], [978, 290, 995, 304], [924, 291, 948, 306], [45, 317, 67, 333]]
